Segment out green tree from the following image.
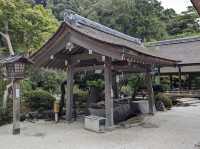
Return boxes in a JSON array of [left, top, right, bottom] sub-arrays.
[[0, 0, 59, 53], [166, 6, 200, 37], [28, 68, 65, 95], [49, 0, 168, 41]]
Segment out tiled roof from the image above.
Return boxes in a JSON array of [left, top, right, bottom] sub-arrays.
[[148, 36, 200, 65]]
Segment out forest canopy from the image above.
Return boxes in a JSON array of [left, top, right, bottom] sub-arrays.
[[0, 0, 199, 54], [47, 0, 200, 41], [0, 0, 58, 54]]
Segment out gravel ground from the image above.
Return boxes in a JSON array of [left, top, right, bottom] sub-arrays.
[[1, 98, 200, 149]]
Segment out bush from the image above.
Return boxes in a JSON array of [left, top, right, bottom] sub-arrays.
[[23, 90, 56, 112], [155, 93, 173, 109], [0, 108, 12, 126]]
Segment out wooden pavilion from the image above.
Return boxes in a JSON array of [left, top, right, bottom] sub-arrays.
[[148, 36, 200, 90], [31, 11, 177, 127]]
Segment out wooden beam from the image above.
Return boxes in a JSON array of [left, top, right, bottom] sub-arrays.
[[188, 74, 192, 90], [70, 29, 176, 65], [155, 67, 161, 85], [56, 52, 101, 62], [74, 65, 104, 72], [74, 63, 146, 73], [178, 66, 182, 91], [70, 31, 123, 60], [145, 67, 155, 115], [65, 62, 74, 122], [112, 72, 119, 99], [170, 75, 173, 90], [113, 64, 146, 73], [34, 34, 70, 67], [104, 57, 114, 127], [12, 79, 21, 135]]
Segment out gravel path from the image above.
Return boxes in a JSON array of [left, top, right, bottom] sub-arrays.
[[1, 98, 200, 149]]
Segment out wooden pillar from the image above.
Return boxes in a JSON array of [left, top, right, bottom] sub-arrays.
[[188, 74, 192, 90], [169, 75, 173, 90], [112, 72, 118, 99], [155, 67, 161, 85], [104, 57, 114, 127], [146, 67, 155, 115], [12, 79, 21, 135], [66, 64, 74, 122], [178, 66, 182, 91]]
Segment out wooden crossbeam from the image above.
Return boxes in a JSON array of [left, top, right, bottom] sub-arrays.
[[73, 63, 146, 73]]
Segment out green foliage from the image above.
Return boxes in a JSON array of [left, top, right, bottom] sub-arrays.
[[166, 6, 200, 37], [128, 74, 144, 89], [0, 108, 12, 126], [121, 85, 132, 96], [47, 0, 200, 41], [46, 0, 167, 41], [0, 96, 12, 126], [73, 85, 88, 98], [87, 79, 104, 90], [160, 77, 170, 91], [23, 89, 56, 111], [0, 0, 59, 53], [155, 93, 172, 109], [28, 68, 65, 94]]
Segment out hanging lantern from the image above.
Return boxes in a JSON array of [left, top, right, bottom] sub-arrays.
[[6, 62, 25, 79], [0, 55, 33, 80]]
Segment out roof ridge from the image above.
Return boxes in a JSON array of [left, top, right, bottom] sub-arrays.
[[64, 10, 142, 45], [148, 36, 200, 47]]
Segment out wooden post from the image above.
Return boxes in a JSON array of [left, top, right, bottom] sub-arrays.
[[104, 57, 114, 127], [169, 75, 173, 90], [12, 79, 21, 135], [155, 67, 160, 85], [65, 64, 74, 122], [112, 72, 118, 99], [188, 74, 192, 90], [146, 67, 155, 115], [178, 66, 182, 91]]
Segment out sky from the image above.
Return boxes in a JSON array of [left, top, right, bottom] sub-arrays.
[[159, 0, 192, 13]]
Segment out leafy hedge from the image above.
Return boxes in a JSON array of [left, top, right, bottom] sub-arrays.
[[155, 93, 173, 109], [23, 89, 56, 112], [0, 108, 12, 126]]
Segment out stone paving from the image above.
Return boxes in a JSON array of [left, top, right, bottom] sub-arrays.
[[0, 98, 200, 149]]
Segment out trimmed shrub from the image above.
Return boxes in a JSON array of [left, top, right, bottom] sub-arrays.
[[0, 108, 12, 126], [23, 90, 56, 112], [155, 93, 172, 109]]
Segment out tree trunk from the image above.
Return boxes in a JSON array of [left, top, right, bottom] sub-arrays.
[[1, 20, 15, 109], [2, 83, 12, 109]]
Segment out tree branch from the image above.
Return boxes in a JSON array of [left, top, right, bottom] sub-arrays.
[[0, 31, 15, 56]]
